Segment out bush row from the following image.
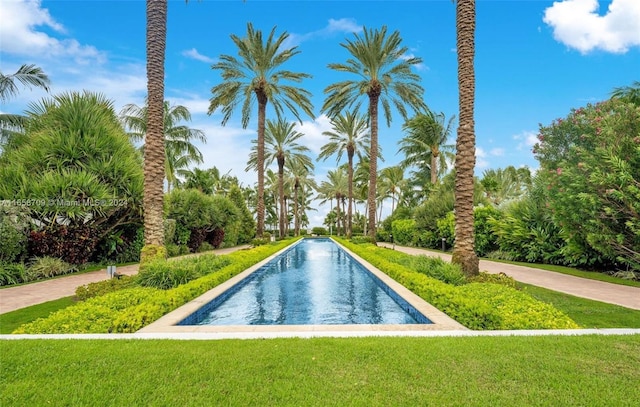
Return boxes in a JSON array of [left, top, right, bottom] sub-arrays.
[[0, 257, 77, 286], [336, 238, 579, 330], [14, 239, 300, 334]]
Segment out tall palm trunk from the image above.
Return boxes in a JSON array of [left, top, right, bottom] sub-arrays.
[[347, 149, 354, 238], [294, 183, 300, 236], [367, 86, 381, 240], [335, 196, 342, 236], [452, 0, 479, 276], [430, 150, 438, 184], [143, 0, 167, 249], [256, 92, 267, 238], [277, 156, 285, 239]]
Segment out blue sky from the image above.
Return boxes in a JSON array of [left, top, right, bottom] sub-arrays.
[[1, 0, 639, 226]]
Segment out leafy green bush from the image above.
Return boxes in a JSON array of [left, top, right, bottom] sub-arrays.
[[391, 219, 416, 245], [166, 244, 181, 258], [410, 255, 466, 286], [14, 239, 299, 334], [474, 205, 502, 257], [137, 253, 232, 290], [27, 257, 77, 280], [0, 206, 29, 263], [250, 238, 269, 246], [312, 227, 327, 235], [0, 262, 28, 286], [197, 242, 214, 253], [468, 272, 517, 288], [75, 276, 138, 301], [350, 235, 376, 244]]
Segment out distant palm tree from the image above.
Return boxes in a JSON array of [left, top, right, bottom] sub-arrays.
[[318, 110, 371, 237], [120, 101, 206, 193], [611, 81, 640, 105], [378, 166, 406, 216], [0, 64, 50, 150], [400, 109, 455, 185], [319, 167, 348, 236], [287, 160, 317, 236], [453, 0, 479, 276], [209, 23, 314, 238], [143, 0, 167, 252], [323, 26, 426, 240], [248, 118, 313, 238]]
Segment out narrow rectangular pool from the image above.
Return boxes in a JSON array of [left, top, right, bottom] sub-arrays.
[[179, 238, 432, 326]]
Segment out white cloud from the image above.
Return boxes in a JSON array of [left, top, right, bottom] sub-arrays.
[[490, 148, 505, 156], [294, 114, 333, 155], [283, 18, 362, 48], [399, 53, 428, 71], [543, 0, 640, 53], [181, 48, 216, 64], [0, 0, 104, 63], [475, 147, 489, 169], [513, 130, 538, 151]]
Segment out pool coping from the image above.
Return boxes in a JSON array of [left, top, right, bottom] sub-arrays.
[[139, 238, 467, 334]]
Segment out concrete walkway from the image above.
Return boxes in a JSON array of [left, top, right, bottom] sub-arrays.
[[378, 243, 640, 310], [0, 245, 250, 314]]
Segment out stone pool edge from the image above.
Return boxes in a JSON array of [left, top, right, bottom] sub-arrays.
[[138, 238, 467, 334]]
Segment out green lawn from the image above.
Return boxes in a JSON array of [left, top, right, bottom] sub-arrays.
[[1, 336, 639, 406], [0, 297, 76, 334], [518, 283, 640, 328]]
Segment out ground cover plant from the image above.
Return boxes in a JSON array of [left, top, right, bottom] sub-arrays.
[[12, 239, 300, 334], [337, 238, 578, 330], [1, 336, 638, 406]]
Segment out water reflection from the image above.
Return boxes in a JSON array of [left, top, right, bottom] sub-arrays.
[[197, 239, 419, 325]]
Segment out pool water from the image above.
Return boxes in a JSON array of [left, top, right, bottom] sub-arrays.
[[179, 239, 431, 326]]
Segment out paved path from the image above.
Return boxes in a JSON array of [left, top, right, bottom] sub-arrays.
[[378, 243, 640, 310], [0, 245, 250, 314]]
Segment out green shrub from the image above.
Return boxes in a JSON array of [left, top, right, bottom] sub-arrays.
[[137, 253, 232, 290], [468, 272, 517, 288], [164, 219, 177, 244], [75, 276, 137, 301], [14, 238, 300, 334], [251, 238, 269, 246], [0, 206, 29, 263], [197, 242, 214, 253], [312, 227, 327, 235], [410, 255, 466, 286], [27, 257, 77, 280], [474, 206, 502, 257], [0, 262, 28, 286], [140, 244, 167, 264], [350, 236, 376, 245], [391, 219, 416, 245], [166, 244, 181, 258]]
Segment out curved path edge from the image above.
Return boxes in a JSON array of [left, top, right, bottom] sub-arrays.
[[378, 243, 640, 310]]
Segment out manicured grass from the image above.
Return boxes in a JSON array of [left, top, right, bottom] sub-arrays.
[[518, 283, 640, 328], [1, 336, 639, 406], [486, 258, 640, 288], [0, 297, 76, 334]]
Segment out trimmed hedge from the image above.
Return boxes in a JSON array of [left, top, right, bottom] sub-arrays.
[[14, 239, 301, 334], [337, 238, 578, 330]]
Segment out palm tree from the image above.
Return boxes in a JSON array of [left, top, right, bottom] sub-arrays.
[[208, 23, 314, 238], [319, 168, 348, 236], [247, 118, 313, 238], [378, 166, 406, 216], [318, 110, 371, 237], [120, 101, 206, 193], [453, 0, 479, 276], [0, 64, 51, 150], [0, 64, 50, 103], [400, 109, 455, 185], [142, 0, 167, 255], [288, 160, 317, 236], [323, 26, 426, 240], [611, 81, 640, 105]]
